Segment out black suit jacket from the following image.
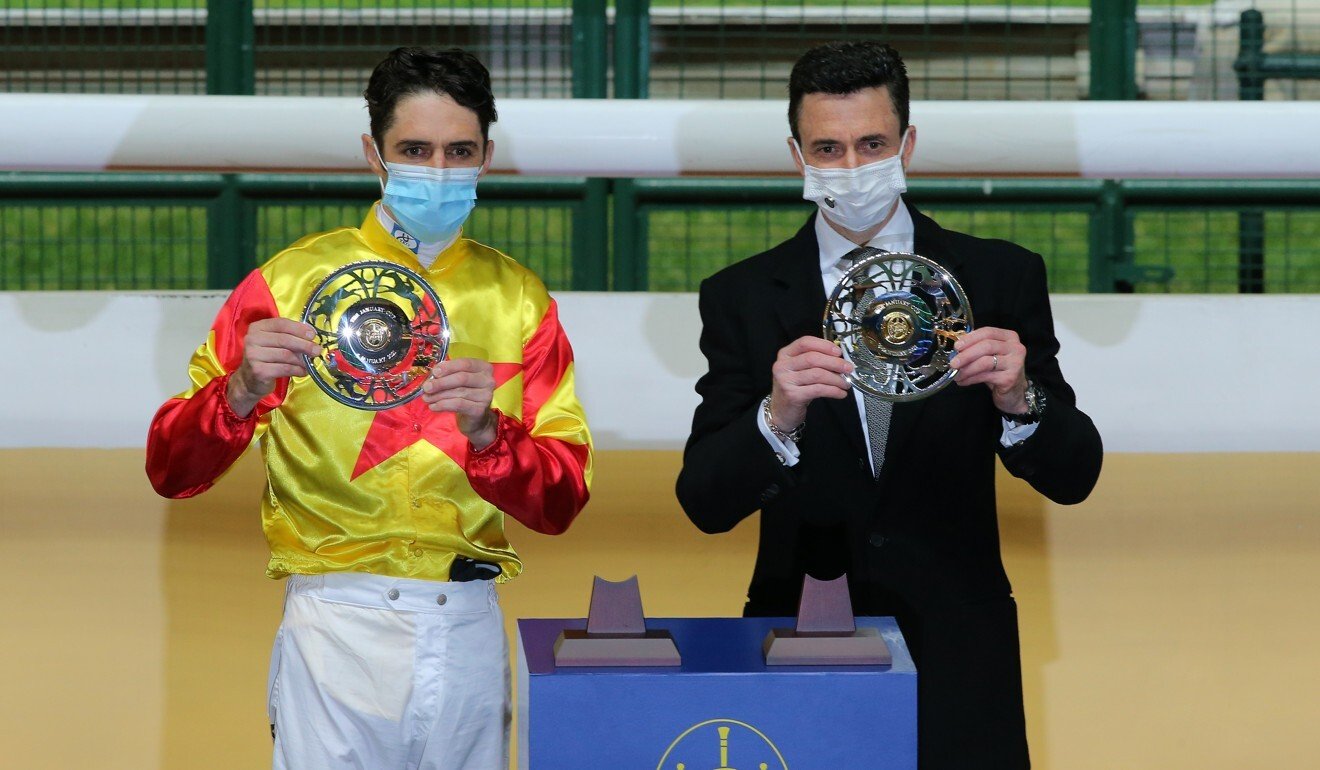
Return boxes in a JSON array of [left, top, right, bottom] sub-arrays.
[[676, 206, 1103, 769]]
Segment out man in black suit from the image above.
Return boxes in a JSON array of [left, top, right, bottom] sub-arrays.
[[675, 41, 1102, 768]]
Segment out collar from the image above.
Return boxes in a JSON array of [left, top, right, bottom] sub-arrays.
[[373, 203, 460, 269], [361, 202, 465, 274], [815, 197, 915, 275]]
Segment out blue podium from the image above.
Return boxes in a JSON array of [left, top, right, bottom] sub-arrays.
[[516, 617, 916, 769]]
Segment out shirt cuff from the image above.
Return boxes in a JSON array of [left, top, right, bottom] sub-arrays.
[[756, 401, 801, 467], [215, 373, 259, 427], [467, 410, 506, 457], [999, 417, 1040, 448]]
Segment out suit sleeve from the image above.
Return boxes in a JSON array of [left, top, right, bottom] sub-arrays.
[[997, 252, 1103, 504], [145, 271, 288, 499], [464, 298, 593, 535], [675, 278, 797, 534]]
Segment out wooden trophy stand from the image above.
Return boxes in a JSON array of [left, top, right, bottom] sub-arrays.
[[763, 574, 892, 666], [553, 575, 681, 666]]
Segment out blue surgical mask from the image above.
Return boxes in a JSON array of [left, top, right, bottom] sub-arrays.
[[374, 144, 480, 244]]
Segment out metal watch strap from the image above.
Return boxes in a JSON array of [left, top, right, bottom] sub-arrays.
[[1000, 380, 1046, 425], [762, 395, 804, 443]]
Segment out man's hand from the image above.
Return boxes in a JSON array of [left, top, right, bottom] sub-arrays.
[[951, 327, 1029, 414], [423, 358, 498, 450], [769, 336, 853, 433], [227, 318, 321, 418]]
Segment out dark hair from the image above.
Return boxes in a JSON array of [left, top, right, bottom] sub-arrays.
[[788, 41, 909, 141], [364, 47, 498, 143]]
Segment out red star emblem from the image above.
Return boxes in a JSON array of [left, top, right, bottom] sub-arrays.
[[350, 362, 523, 480]]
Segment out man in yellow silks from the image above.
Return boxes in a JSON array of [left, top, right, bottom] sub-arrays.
[[146, 47, 592, 769]]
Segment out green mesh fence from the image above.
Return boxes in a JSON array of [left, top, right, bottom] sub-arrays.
[[3, 2, 1319, 294], [641, 203, 1091, 292], [466, 201, 575, 287], [922, 207, 1091, 292], [256, 199, 575, 287], [0, 1, 207, 94], [644, 204, 805, 291], [1137, 0, 1320, 100], [0, 200, 575, 291], [642, 1, 1320, 102], [3, 2, 1314, 100], [647, 1, 1096, 101], [252, 1, 576, 98], [0, 202, 207, 289], [1132, 208, 1320, 293], [256, 202, 362, 261], [0, 1, 576, 97]]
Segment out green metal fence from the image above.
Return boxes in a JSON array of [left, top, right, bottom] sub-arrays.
[[6, 2, 1315, 101], [636, 0, 1097, 101], [0, 173, 599, 290], [2, 1, 1319, 294], [1139, 0, 1320, 100], [612, 178, 1320, 293], [0, 1, 585, 97]]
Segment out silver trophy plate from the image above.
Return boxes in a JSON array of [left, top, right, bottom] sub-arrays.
[[822, 249, 973, 402], [300, 260, 450, 410]]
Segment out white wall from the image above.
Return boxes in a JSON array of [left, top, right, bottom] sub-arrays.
[[0, 291, 1313, 452]]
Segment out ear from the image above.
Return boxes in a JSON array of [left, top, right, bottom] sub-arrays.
[[787, 137, 806, 176], [479, 139, 495, 177], [900, 125, 917, 171], [362, 133, 386, 181]]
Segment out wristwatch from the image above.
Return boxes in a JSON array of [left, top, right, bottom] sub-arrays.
[[999, 380, 1046, 425]]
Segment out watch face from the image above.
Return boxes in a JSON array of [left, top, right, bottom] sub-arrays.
[[1025, 383, 1045, 416]]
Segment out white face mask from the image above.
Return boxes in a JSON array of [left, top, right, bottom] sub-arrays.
[[796, 129, 910, 233]]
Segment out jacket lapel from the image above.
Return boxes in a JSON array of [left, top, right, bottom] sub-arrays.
[[771, 215, 868, 460]]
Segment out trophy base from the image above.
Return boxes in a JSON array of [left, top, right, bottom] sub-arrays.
[[763, 627, 891, 666], [553, 629, 681, 667]]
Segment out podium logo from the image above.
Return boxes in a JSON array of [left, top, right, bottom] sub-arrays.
[[657, 718, 789, 770]]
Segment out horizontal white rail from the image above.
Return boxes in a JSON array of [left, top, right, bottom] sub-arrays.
[[2, 96, 1317, 179]]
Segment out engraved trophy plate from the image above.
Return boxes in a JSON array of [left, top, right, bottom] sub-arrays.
[[300, 260, 450, 410], [823, 249, 973, 402]]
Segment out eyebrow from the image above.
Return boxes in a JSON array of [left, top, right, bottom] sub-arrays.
[[391, 138, 482, 153], [809, 133, 892, 150]]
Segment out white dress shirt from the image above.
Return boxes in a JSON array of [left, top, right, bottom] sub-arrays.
[[757, 200, 1037, 469]]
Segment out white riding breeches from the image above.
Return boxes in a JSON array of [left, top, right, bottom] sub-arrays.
[[268, 572, 510, 770]]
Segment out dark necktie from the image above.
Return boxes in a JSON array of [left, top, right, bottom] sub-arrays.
[[842, 246, 891, 479]]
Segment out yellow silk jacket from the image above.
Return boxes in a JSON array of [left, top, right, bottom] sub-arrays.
[[147, 205, 593, 582]]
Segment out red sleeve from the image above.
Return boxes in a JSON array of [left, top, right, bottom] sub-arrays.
[[464, 299, 592, 534], [145, 271, 289, 499]]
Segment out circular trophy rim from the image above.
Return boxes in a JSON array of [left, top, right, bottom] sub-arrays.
[[822, 250, 974, 403], [299, 260, 450, 411]]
